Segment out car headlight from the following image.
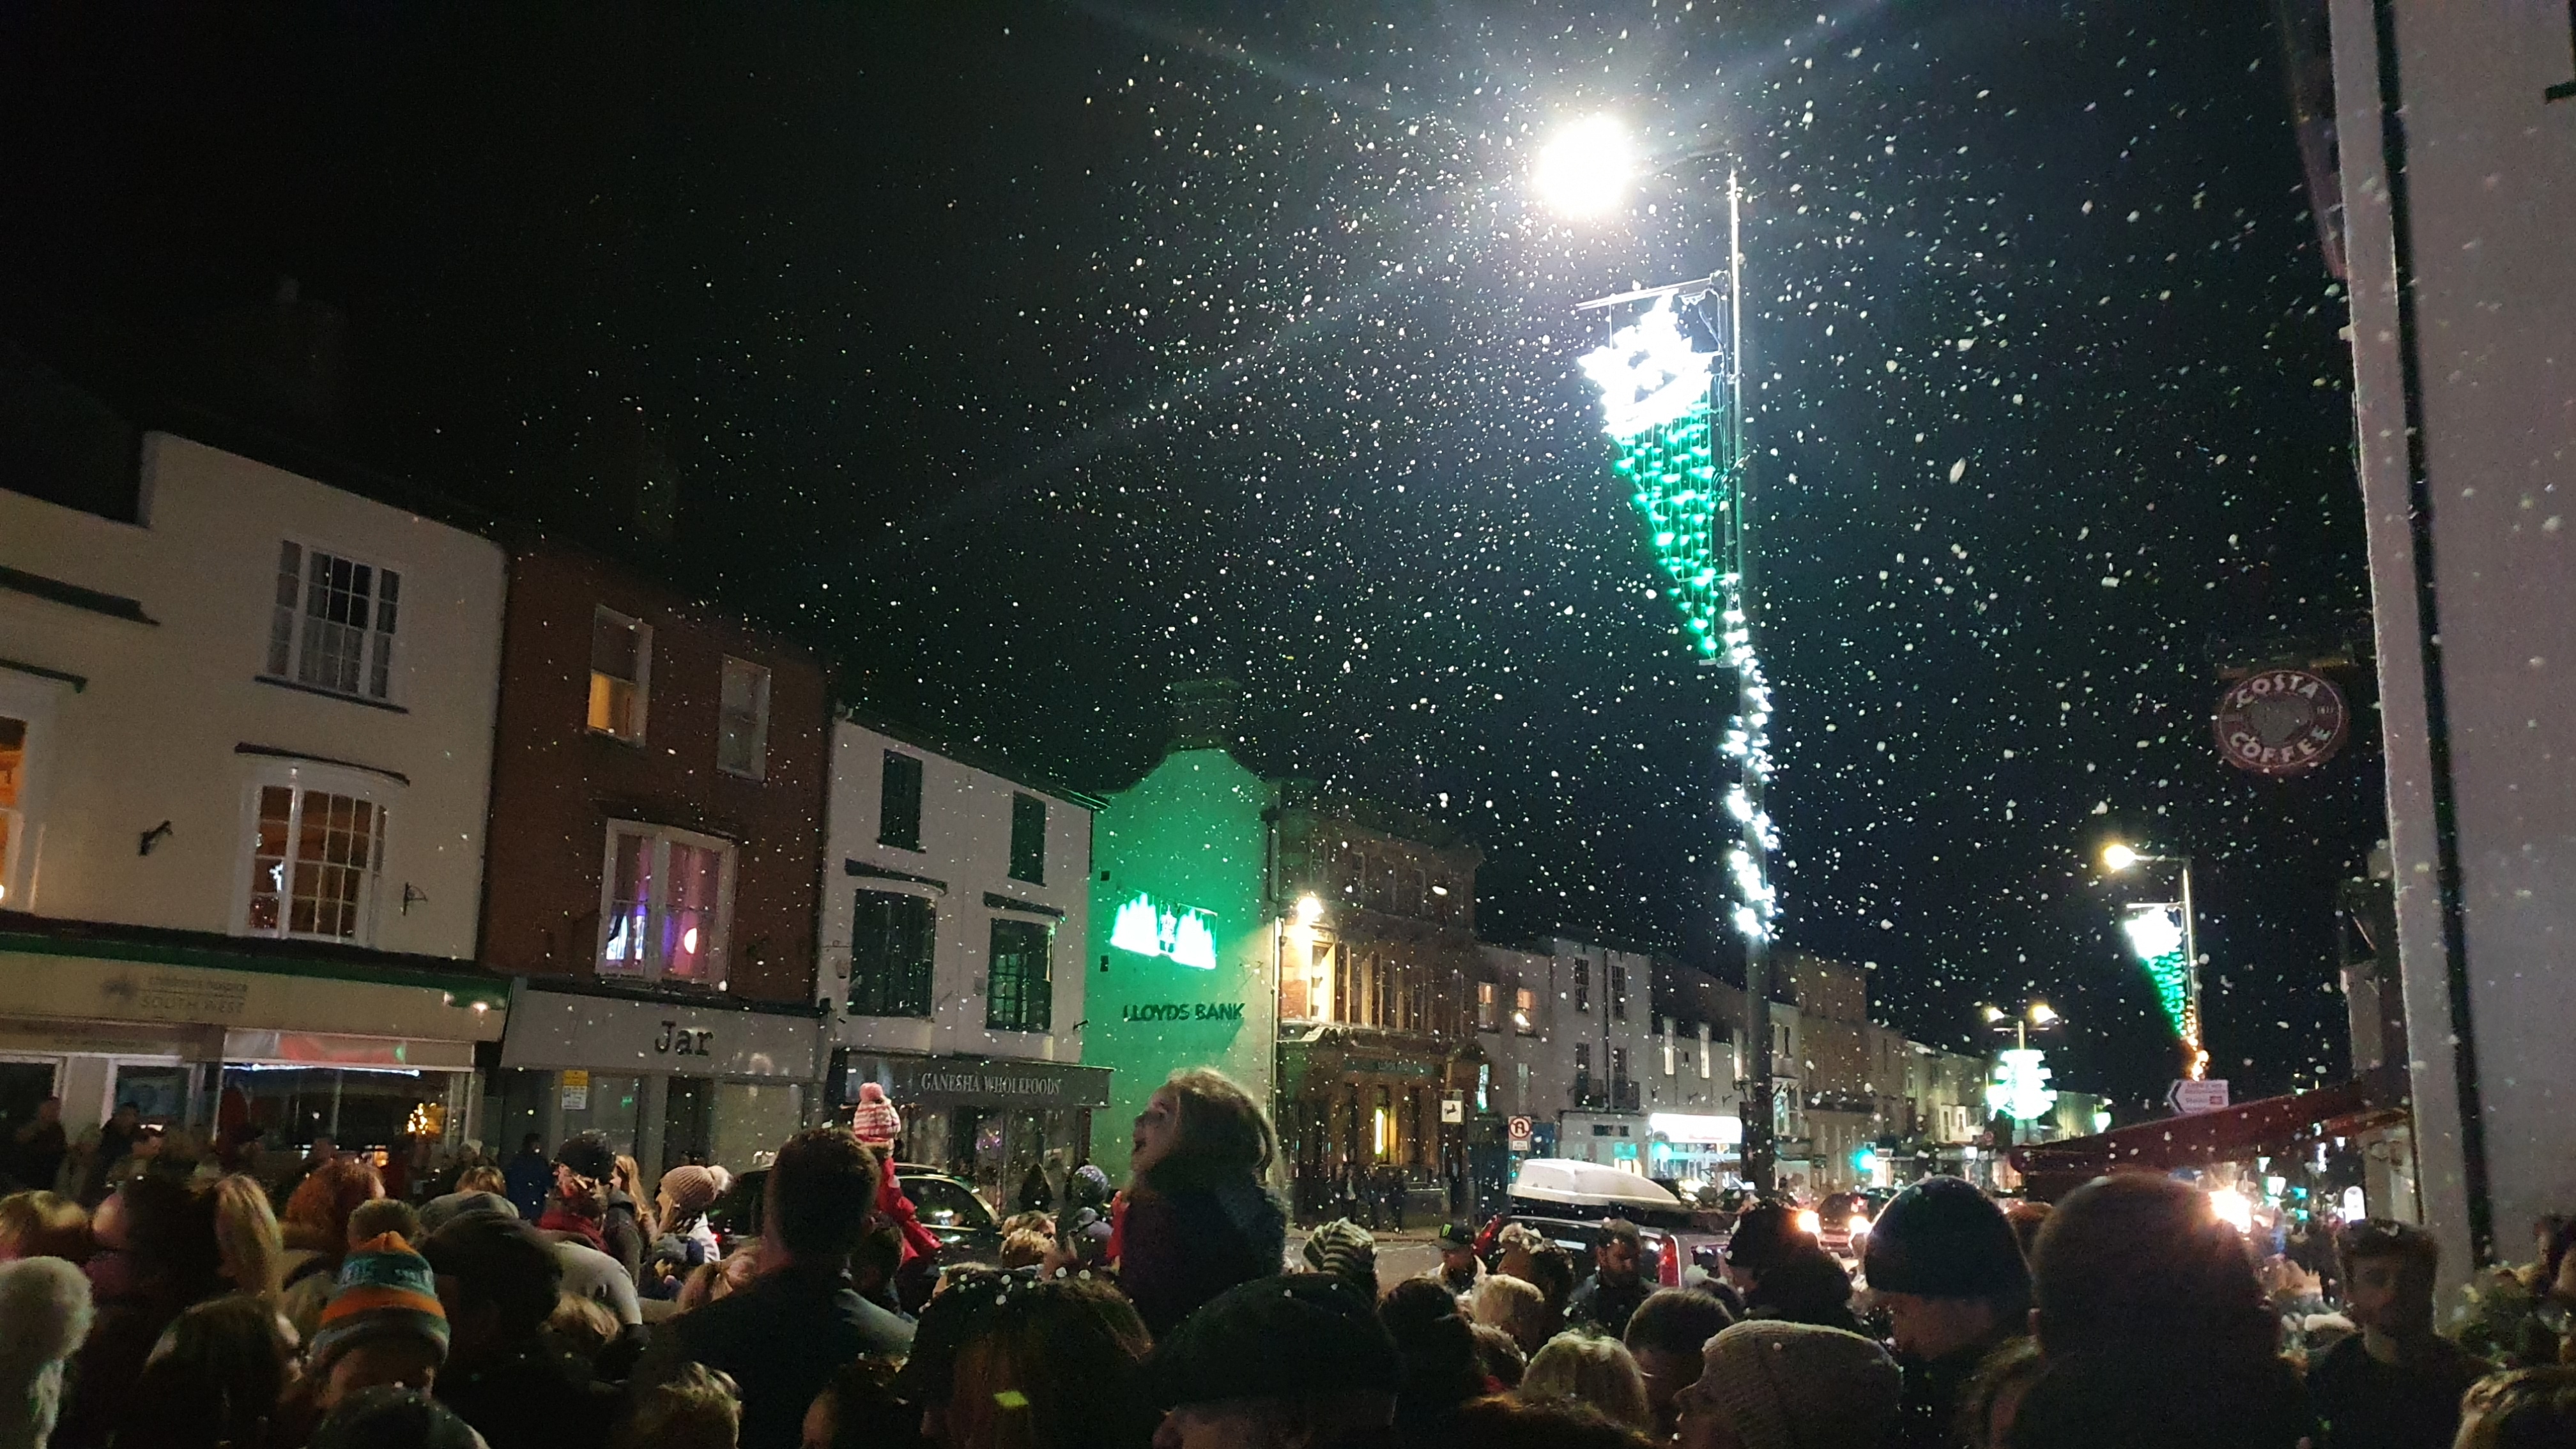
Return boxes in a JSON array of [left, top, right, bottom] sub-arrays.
[[1796, 1209, 1821, 1237], [1847, 1215, 1871, 1238]]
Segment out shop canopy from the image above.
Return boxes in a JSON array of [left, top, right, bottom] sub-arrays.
[[2007, 1068, 2408, 1203]]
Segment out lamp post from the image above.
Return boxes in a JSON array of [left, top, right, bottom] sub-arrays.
[[1544, 118, 1779, 1192], [2103, 843, 2209, 1081]]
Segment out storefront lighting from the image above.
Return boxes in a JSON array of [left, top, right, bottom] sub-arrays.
[[1294, 894, 1324, 926], [1646, 1112, 1744, 1144]]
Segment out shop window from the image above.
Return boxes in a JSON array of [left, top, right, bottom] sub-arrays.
[[1008, 793, 1046, 885], [987, 917, 1052, 1033], [267, 541, 401, 703], [850, 889, 935, 1016], [878, 751, 924, 851], [1476, 981, 1498, 1032], [1333, 947, 1353, 1025], [243, 779, 386, 944], [597, 822, 733, 985], [717, 657, 770, 778], [587, 608, 650, 742]]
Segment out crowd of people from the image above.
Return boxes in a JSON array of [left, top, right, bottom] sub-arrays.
[[3, 1066, 2573, 1449]]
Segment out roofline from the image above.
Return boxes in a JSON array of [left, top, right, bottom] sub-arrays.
[[834, 705, 1103, 811]]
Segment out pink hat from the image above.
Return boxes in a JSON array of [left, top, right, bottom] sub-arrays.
[[851, 1081, 902, 1147]]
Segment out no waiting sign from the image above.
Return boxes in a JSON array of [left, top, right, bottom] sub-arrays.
[[1507, 1115, 1535, 1149]]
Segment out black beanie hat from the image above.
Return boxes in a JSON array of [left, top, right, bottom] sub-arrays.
[[1727, 1202, 1804, 1275], [1862, 1176, 2031, 1305], [1148, 1273, 1402, 1409]]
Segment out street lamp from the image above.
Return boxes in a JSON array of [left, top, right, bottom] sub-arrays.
[[1979, 1000, 2062, 1053], [2101, 841, 2209, 1081], [1553, 142, 1776, 1190]]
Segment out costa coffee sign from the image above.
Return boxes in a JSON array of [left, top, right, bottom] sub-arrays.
[[2212, 668, 2349, 776]]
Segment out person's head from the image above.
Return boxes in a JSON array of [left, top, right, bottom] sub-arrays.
[[0, 1255, 91, 1448], [0, 1190, 91, 1262], [1674, 1320, 1902, 1449], [454, 1165, 507, 1196], [1525, 1246, 1577, 1314], [611, 1154, 642, 1199], [548, 1291, 621, 1358], [2003, 1200, 2052, 1262], [312, 1232, 448, 1409], [1441, 1395, 1657, 1449], [1147, 1275, 1402, 1449], [211, 1173, 284, 1296], [802, 1356, 910, 1449], [114, 1174, 224, 1296], [111, 1103, 139, 1126], [306, 1387, 482, 1449], [937, 1276, 1156, 1449], [1130, 1069, 1275, 1190], [1521, 1333, 1652, 1432], [1625, 1289, 1735, 1435], [1471, 1273, 1554, 1356], [1496, 1222, 1547, 1282], [349, 1197, 423, 1251], [421, 1212, 561, 1360], [1301, 1218, 1379, 1302], [1438, 1222, 1479, 1276], [282, 1156, 386, 1255], [1721, 1204, 1802, 1291], [1860, 1176, 2030, 1360], [765, 1127, 882, 1271], [1471, 1322, 1529, 1387], [307, 1133, 335, 1160], [130, 1294, 300, 1447], [999, 1227, 1052, 1271], [1380, 1276, 1487, 1414], [2334, 1218, 2441, 1342], [34, 1096, 59, 1124], [1595, 1220, 1643, 1285], [658, 1164, 721, 1225], [2455, 1366, 2576, 1449], [129, 1126, 164, 1159], [553, 1134, 615, 1216], [613, 1363, 741, 1449], [1953, 1337, 2044, 1449], [2027, 1173, 2274, 1364]]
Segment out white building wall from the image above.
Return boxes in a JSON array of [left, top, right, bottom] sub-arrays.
[[2327, 0, 2576, 1284], [0, 433, 504, 958], [819, 718, 1091, 1064]]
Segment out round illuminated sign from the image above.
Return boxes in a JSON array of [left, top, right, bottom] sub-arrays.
[[2212, 668, 2349, 776]]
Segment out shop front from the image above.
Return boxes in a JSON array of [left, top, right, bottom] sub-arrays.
[[0, 917, 508, 1164], [1643, 1111, 1743, 1197], [1278, 1032, 1475, 1223], [491, 979, 824, 1193], [826, 1050, 1108, 1209]]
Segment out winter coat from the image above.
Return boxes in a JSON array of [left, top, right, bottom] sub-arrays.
[[1116, 1171, 1287, 1338]]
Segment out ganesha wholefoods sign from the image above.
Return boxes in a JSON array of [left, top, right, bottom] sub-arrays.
[[2212, 668, 2349, 776]]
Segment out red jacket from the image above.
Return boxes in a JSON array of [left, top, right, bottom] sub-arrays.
[[877, 1167, 942, 1263]]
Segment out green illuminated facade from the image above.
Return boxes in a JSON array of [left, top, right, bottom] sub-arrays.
[[1083, 747, 1278, 1183]]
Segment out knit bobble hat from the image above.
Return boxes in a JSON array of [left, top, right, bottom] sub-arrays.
[[1860, 1176, 2030, 1307], [658, 1165, 721, 1217], [1301, 1218, 1379, 1299], [850, 1082, 903, 1147], [310, 1233, 450, 1369], [1696, 1320, 1902, 1449]]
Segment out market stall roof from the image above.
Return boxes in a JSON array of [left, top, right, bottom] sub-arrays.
[[2008, 1068, 2408, 1202]]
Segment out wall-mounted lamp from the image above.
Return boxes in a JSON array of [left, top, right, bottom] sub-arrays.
[[402, 883, 428, 915]]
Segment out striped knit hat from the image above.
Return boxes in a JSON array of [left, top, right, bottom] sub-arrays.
[[850, 1081, 902, 1147], [310, 1232, 449, 1368], [1301, 1217, 1379, 1300]]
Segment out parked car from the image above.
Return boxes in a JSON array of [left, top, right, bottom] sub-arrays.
[[705, 1162, 1004, 1269], [1478, 1158, 1724, 1288]]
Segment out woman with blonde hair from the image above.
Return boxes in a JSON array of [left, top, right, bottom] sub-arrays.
[[1473, 1272, 1558, 1356], [211, 1174, 284, 1298], [1520, 1332, 1654, 1432], [1116, 1068, 1286, 1337], [0, 1190, 92, 1262]]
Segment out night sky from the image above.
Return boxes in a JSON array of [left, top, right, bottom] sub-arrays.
[[1, 0, 2382, 1114]]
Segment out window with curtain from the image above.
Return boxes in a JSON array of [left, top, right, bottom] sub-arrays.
[[267, 542, 401, 703], [597, 822, 732, 985]]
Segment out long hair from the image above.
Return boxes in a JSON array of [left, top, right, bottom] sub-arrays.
[[942, 1277, 1156, 1449], [212, 1176, 283, 1298], [119, 1294, 295, 1449], [280, 1159, 382, 1256], [1137, 1069, 1275, 1195], [1520, 1335, 1652, 1432], [0, 1190, 93, 1262]]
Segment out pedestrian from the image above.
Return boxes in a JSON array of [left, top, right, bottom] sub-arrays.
[[613, 1363, 740, 1449], [5, 1098, 68, 1196], [848, 1082, 901, 1147], [1860, 1176, 2033, 1449], [79, 1105, 141, 1206], [1472, 1272, 1558, 1357], [539, 1135, 622, 1262], [1522, 1333, 1655, 1432], [116, 1294, 300, 1449], [1624, 1287, 1736, 1438], [2307, 1219, 2488, 1449], [1015, 1158, 1052, 1215], [652, 1128, 913, 1449], [351, 1196, 424, 1247], [502, 1134, 551, 1222], [1726, 1202, 1860, 1331], [2452, 1365, 2576, 1449], [1042, 1163, 1116, 1282], [1567, 1219, 1653, 1339], [419, 1211, 618, 1449], [647, 1163, 723, 1294], [309, 1232, 448, 1412], [419, 1166, 517, 1234], [211, 1173, 284, 1300], [0, 1190, 90, 1263], [1116, 1068, 1287, 1338], [608, 1154, 650, 1268], [1471, 1321, 1528, 1388], [1383, 1165, 1409, 1232], [1144, 1273, 1403, 1449], [2008, 1172, 2314, 1449], [1302, 1217, 1380, 1302], [1673, 1319, 1903, 1449], [1379, 1277, 1487, 1441], [1333, 1157, 1362, 1224], [277, 1156, 385, 1341], [1429, 1222, 1485, 1296], [0, 1255, 92, 1449], [1493, 1222, 1547, 1284], [270, 1133, 337, 1211]]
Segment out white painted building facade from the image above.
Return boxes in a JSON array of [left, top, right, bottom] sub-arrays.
[[0, 431, 509, 1140], [818, 712, 1105, 1200]]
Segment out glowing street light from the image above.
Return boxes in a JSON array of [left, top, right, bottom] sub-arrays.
[[2100, 840, 2208, 1081], [2100, 842, 2142, 873], [1533, 114, 1636, 218], [1294, 894, 1325, 926]]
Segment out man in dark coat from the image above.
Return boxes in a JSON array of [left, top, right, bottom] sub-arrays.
[[1862, 1176, 2032, 1449]]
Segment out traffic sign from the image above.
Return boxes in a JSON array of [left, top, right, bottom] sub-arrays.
[[2168, 1078, 2231, 1116], [1507, 1114, 1535, 1150]]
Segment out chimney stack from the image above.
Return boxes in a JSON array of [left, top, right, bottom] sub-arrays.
[[1167, 678, 1245, 754]]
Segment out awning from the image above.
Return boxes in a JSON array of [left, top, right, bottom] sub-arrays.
[[2007, 1068, 2408, 1202]]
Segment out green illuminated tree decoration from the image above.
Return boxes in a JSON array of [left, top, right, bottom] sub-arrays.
[[2121, 905, 2196, 1042]]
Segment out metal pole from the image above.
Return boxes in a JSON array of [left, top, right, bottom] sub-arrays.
[[1726, 167, 1776, 1197], [2179, 857, 2205, 1081]]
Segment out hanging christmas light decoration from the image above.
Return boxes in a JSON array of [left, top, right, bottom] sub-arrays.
[[2121, 903, 2199, 1051]]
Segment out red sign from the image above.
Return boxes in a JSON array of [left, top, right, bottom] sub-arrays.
[[2213, 668, 2348, 776]]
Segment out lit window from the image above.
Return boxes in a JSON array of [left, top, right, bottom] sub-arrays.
[[1514, 986, 1538, 1037], [1662, 1022, 1676, 1077], [717, 657, 770, 778], [1476, 980, 1499, 1032], [986, 917, 1054, 1032], [588, 608, 651, 742], [266, 541, 400, 702], [243, 781, 385, 943], [0, 712, 24, 907], [597, 822, 733, 985]]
